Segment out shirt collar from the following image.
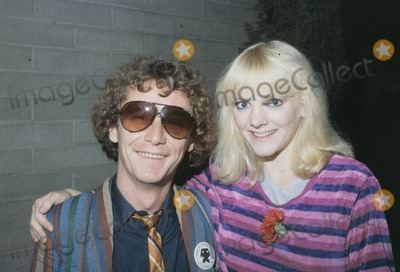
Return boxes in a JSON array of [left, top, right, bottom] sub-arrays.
[[111, 174, 175, 231]]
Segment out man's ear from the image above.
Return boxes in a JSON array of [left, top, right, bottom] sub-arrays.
[[109, 126, 118, 143]]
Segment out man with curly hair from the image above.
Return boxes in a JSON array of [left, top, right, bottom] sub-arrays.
[[31, 57, 217, 272]]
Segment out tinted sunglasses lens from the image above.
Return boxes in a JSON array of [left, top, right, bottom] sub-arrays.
[[162, 107, 194, 139], [120, 102, 155, 132]]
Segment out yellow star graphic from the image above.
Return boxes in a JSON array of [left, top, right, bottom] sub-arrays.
[[173, 189, 195, 211], [374, 189, 395, 211], [173, 39, 195, 61], [373, 39, 395, 61]]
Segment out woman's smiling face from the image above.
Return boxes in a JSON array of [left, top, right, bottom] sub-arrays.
[[233, 82, 304, 160]]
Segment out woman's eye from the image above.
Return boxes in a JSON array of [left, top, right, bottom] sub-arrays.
[[235, 101, 249, 109], [266, 98, 283, 107]]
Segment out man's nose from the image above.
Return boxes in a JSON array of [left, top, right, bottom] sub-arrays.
[[143, 116, 167, 145]]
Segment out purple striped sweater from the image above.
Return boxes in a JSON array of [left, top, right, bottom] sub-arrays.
[[186, 155, 394, 271]]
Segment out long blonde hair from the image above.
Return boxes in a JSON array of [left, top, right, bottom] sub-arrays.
[[212, 41, 353, 183]]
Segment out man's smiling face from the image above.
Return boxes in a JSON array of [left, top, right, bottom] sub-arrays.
[[109, 80, 194, 187]]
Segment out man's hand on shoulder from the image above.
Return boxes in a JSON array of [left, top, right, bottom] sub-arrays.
[[30, 189, 81, 243]]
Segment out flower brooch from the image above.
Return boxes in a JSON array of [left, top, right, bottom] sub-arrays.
[[260, 209, 288, 245]]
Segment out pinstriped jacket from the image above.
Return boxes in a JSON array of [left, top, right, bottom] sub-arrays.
[[31, 178, 218, 272]]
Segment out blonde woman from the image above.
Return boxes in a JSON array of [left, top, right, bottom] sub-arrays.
[[30, 41, 394, 271]]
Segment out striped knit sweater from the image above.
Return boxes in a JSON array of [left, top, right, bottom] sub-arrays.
[[186, 155, 395, 271]]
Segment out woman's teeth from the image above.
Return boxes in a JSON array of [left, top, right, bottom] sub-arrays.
[[251, 129, 277, 138]]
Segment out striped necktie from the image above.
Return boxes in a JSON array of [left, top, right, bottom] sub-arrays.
[[132, 209, 165, 272]]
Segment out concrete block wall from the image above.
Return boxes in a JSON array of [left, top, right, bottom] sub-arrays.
[[0, 0, 256, 270]]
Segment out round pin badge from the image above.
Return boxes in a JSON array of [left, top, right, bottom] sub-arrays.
[[194, 242, 215, 270]]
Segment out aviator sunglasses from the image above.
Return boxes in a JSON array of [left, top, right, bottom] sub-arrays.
[[119, 101, 195, 139]]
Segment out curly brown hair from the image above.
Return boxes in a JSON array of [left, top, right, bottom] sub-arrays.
[[91, 57, 216, 167]]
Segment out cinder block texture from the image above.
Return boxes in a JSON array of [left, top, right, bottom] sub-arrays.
[[0, 17, 74, 47], [0, 122, 73, 149], [73, 74, 108, 97], [144, 0, 202, 17], [0, 0, 256, 268], [35, 0, 112, 27], [175, 17, 231, 41], [74, 120, 97, 144], [0, 225, 33, 262], [0, 45, 33, 70], [229, 0, 257, 7], [33, 144, 111, 172], [111, 53, 137, 70], [34, 48, 112, 73], [203, 0, 254, 24], [0, 172, 72, 200], [0, 247, 33, 272], [73, 163, 116, 191], [0, 149, 32, 175], [0, 72, 73, 98], [191, 59, 227, 81], [143, 34, 176, 57], [83, 0, 144, 9], [0, 98, 32, 120], [76, 27, 143, 53], [0, 199, 32, 228], [202, 40, 240, 61], [0, 0, 33, 18], [33, 97, 95, 121], [113, 9, 175, 35]]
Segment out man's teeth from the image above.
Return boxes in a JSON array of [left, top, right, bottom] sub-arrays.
[[252, 130, 276, 138], [137, 152, 165, 159]]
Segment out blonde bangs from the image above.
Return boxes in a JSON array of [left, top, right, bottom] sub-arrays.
[[216, 62, 299, 109]]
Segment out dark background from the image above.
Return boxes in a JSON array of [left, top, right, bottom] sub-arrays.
[[339, 0, 399, 267]]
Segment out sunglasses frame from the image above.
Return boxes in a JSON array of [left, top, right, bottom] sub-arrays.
[[119, 100, 195, 139]]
